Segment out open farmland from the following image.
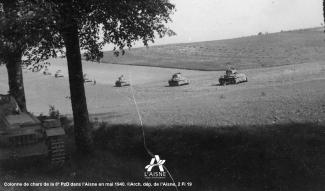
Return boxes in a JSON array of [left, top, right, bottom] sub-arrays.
[[1, 58, 325, 190], [0, 59, 324, 127], [102, 27, 325, 71], [1, 28, 325, 191], [1, 28, 325, 127]]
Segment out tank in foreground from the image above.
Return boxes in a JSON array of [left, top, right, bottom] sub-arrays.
[[168, 73, 189, 86], [0, 94, 66, 166]]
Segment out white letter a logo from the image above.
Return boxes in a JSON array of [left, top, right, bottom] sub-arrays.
[[145, 155, 165, 172]]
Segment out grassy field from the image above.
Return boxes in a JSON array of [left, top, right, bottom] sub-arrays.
[[101, 27, 325, 71], [1, 27, 325, 191]]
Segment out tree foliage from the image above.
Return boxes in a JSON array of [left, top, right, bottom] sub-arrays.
[[0, 1, 64, 65], [1, 0, 175, 64], [34, 0, 176, 61], [0, 0, 175, 153]]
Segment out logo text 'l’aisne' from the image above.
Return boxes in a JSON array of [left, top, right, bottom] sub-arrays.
[[144, 155, 166, 178]]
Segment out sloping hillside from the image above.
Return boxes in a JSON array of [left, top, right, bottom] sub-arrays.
[[101, 27, 325, 71]]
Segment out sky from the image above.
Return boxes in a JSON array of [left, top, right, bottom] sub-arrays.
[[103, 0, 323, 50]]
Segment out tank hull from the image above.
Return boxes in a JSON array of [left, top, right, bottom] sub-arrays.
[[168, 79, 189, 86], [0, 142, 48, 160], [115, 81, 130, 87], [219, 74, 247, 85]]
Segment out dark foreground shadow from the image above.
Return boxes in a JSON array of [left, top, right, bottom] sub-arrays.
[[1, 123, 325, 191], [93, 123, 325, 191]]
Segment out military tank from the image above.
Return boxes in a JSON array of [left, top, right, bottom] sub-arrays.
[[83, 73, 93, 83], [218, 69, 247, 85], [115, 75, 130, 87], [54, 70, 64, 78], [0, 94, 66, 166], [168, 72, 189, 86]]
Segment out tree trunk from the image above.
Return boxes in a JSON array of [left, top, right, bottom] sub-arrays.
[[323, 0, 325, 33], [5, 51, 27, 112], [60, 0, 93, 153], [2, 0, 27, 112]]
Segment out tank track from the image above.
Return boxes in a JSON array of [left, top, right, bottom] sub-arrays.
[[48, 137, 65, 166]]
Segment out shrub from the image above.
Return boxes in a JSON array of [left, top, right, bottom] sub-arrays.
[[49, 105, 60, 119]]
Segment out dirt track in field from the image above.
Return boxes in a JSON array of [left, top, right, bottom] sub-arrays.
[[1, 59, 324, 127]]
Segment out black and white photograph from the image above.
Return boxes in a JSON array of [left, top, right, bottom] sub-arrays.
[[0, 0, 325, 190]]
